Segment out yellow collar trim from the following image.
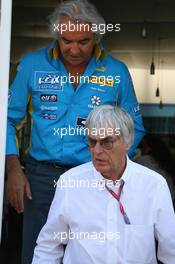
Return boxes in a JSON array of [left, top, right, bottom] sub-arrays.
[[53, 45, 59, 60], [101, 49, 107, 61], [95, 44, 107, 61], [49, 43, 106, 62], [95, 45, 101, 61], [48, 48, 53, 59], [48, 42, 59, 61]]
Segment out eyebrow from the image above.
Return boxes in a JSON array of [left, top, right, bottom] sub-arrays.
[[61, 37, 71, 41], [79, 38, 90, 41]]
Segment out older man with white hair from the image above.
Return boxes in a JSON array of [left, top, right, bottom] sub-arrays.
[[32, 105, 175, 264]]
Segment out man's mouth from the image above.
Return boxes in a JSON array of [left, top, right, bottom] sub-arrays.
[[69, 55, 81, 60], [95, 158, 107, 164]]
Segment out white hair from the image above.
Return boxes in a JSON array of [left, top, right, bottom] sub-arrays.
[[86, 105, 134, 149], [48, 0, 106, 42]]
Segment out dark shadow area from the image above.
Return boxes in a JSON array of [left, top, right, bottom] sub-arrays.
[[0, 207, 22, 264], [140, 134, 175, 188]]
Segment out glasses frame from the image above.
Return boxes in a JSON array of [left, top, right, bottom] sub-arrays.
[[85, 136, 119, 150]]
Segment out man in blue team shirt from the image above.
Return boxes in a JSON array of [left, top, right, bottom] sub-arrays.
[[5, 0, 145, 263]]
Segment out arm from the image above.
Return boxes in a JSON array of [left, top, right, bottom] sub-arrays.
[[6, 56, 32, 155], [154, 181, 175, 264], [32, 177, 69, 264], [117, 64, 145, 157], [6, 155, 32, 213], [6, 55, 32, 212]]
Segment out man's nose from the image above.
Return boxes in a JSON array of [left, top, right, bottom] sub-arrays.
[[93, 142, 103, 153], [70, 43, 80, 55]]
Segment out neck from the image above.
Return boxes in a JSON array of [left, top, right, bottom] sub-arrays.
[[103, 157, 127, 183]]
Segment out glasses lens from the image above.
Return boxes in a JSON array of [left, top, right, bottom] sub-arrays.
[[84, 137, 96, 148], [88, 138, 97, 148], [85, 137, 117, 150], [102, 140, 113, 150]]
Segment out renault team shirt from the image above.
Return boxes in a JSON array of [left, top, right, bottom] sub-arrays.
[[6, 41, 145, 165]]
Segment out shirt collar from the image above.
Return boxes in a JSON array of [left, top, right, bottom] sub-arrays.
[[47, 40, 59, 61], [47, 40, 107, 62], [94, 42, 107, 61]]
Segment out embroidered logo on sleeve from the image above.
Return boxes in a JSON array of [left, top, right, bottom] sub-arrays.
[[76, 117, 87, 129], [133, 105, 141, 115]]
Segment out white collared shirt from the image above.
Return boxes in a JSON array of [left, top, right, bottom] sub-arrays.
[[32, 157, 175, 264]]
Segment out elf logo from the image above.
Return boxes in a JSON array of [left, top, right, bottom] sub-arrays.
[[40, 94, 57, 102]]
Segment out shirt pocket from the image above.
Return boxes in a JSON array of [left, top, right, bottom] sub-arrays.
[[124, 224, 155, 263]]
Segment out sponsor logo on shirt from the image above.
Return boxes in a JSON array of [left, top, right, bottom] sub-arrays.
[[40, 94, 58, 102], [40, 105, 58, 111], [35, 71, 63, 91], [90, 86, 105, 93], [76, 117, 87, 129], [95, 66, 107, 72], [133, 105, 141, 115], [42, 113, 57, 120], [89, 76, 114, 87], [88, 95, 101, 109], [91, 95, 101, 105]]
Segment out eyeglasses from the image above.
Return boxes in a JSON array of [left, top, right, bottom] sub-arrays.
[[85, 136, 119, 150]]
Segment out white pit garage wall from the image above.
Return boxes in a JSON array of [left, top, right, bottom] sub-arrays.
[[0, 0, 12, 240]]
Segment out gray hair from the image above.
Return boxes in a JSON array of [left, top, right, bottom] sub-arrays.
[[48, 0, 106, 42], [86, 105, 134, 149]]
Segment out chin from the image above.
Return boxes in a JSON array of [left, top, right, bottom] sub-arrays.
[[69, 60, 83, 65], [94, 164, 109, 175]]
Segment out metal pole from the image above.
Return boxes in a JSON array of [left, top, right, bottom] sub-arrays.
[[0, 0, 12, 240]]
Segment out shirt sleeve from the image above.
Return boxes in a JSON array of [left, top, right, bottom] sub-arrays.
[[32, 177, 69, 264], [154, 181, 175, 264], [6, 55, 32, 155], [117, 63, 145, 157]]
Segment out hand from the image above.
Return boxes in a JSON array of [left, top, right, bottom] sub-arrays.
[[6, 162, 32, 213]]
